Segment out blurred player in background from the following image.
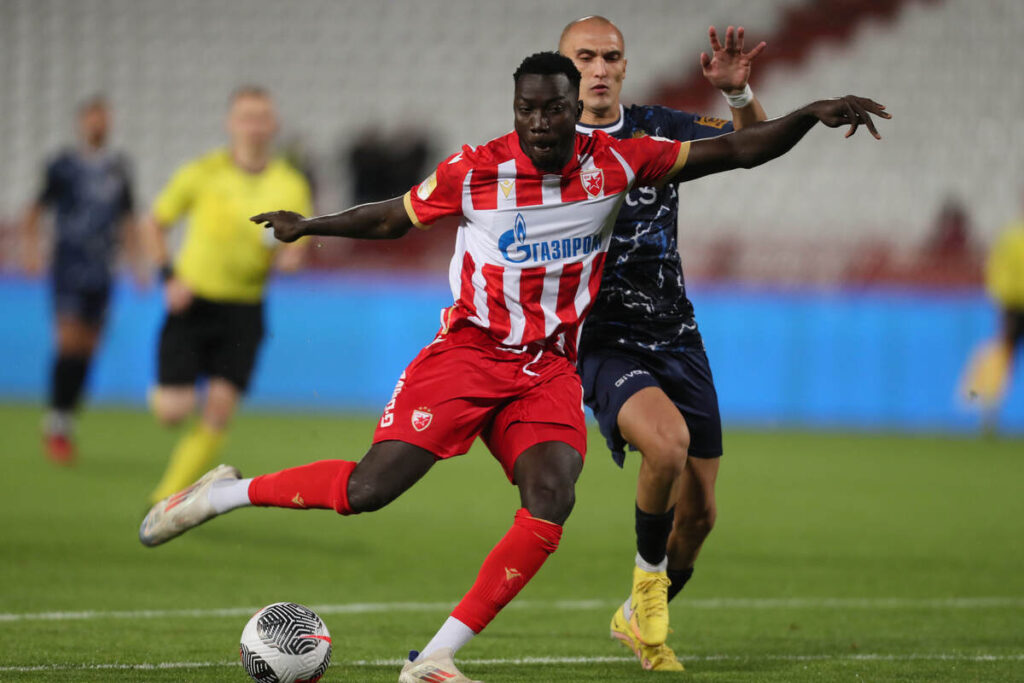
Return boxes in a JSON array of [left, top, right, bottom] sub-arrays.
[[138, 50, 889, 682], [20, 96, 142, 464], [561, 16, 767, 670], [961, 197, 1024, 428], [141, 86, 311, 504]]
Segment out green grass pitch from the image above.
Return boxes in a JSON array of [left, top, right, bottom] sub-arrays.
[[0, 403, 1021, 682]]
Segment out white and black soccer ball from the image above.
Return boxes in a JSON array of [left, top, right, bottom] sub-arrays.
[[239, 602, 332, 683]]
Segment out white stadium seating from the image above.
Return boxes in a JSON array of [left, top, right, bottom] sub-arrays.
[[0, 0, 1020, 260]]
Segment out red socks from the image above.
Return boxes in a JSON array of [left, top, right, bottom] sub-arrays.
[[451, 508, 563, 633], [247, 470, 563, 633], [248, 460, 357, 515]]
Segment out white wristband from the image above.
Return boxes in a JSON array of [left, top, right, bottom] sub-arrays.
[[723, 83, 754, 109]]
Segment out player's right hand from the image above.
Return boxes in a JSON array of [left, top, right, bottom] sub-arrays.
[[164, 277, 193, 313], [807, 96, 891, 139], [251, 211, 306, 243]]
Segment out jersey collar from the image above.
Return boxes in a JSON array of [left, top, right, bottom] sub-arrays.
[[509, 131, 583, 176], [575, 104, 625, 136]]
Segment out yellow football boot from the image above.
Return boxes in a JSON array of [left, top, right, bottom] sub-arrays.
[[629, 565, 671, 645], [610, 603, 684, 671]]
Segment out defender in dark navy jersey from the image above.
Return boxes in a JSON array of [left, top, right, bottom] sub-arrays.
[[562, 16, 767, 670], [21, 96, 143, 464]]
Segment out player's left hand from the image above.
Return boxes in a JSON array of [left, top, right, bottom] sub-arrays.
[[701, 25, 766, 94], [251, 211, 306, 243], [808, 96, 892, 139]]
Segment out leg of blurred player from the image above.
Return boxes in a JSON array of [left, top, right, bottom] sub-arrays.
[[149, 379, 238, 502], [44, 312, 104, 463], [960, 308, 1023, 432], [150, 385, 196, 427]]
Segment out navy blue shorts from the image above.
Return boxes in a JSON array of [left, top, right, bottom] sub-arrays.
[[578, 342, 723, 466], [52, 284, 111, 326]]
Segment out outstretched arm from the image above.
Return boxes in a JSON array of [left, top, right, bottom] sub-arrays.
[[701, 25, 767, 130], [251, 196, 414, 243], [676, 96, 891, 183]]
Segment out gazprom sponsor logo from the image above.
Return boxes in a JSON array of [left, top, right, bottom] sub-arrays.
[[499, 213, 603, 264]]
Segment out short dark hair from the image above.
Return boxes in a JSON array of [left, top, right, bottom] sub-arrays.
[[229, 85, 271, 107], [77, 94, 108, 115], [513, 51, 581, 91]]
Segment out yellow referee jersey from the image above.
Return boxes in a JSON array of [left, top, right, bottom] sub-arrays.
[[154, 149, 312, 303], [986, 219, 1024, 309]]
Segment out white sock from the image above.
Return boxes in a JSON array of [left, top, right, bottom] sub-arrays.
[[635, 552, 668, 574], [415, 617, 476, 661], [208, 478, 254, 513], [45, 410, 73, 437]]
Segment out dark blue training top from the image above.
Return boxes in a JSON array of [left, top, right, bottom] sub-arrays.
[[38, 148, 134, 290], [577, 104, 732, 353]]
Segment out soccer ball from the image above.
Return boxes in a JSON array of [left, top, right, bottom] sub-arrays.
[[239, 602, 332, 683]]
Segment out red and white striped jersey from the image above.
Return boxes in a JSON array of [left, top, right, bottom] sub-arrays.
[[403, 130, 688, 359]]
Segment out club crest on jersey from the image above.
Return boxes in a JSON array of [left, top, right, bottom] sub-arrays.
[[581, 169, 604, 198], [416, 172, 438, 200], [411, 407, 433, 432]]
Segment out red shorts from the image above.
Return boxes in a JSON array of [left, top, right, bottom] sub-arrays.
[[373, 324, 587, 482]]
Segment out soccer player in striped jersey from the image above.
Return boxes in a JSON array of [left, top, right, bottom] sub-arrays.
[[559, 16, 770, 669], [138, 52, 889, 682]]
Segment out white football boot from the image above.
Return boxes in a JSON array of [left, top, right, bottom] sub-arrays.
[[139, 464, 241, 547], [398, 648, 482, 683]]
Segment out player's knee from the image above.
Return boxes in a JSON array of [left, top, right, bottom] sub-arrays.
[[520, 472, 576, 525], [151, 389, 194, 427], [345, 485, 387, 513], [153, 402, 189, 428], [640, 424, 689, 477]]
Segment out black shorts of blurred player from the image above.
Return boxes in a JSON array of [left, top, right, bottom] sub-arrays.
[[53, 284, 111, 328], [579, 341, 722, 582], [157, 297, 265, 395], [1003, 308, 1024, 349]]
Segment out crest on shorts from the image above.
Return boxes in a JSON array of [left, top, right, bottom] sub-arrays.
[[411, 407, 433, 432], [581, 169, 604, 198]]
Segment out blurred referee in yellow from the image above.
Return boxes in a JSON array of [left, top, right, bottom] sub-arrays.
[[142, 86, 312, 503], [962, 197, 1024, 427]]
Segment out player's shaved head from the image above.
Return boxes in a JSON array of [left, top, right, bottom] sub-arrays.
[[76, 94, 109, 148], [558, 16, 627, 125], [558, 16, 624, 54]]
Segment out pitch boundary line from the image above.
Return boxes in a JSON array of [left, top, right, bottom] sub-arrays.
[[1, 597, 1022, 623], [3, 653, 1024, 673]]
